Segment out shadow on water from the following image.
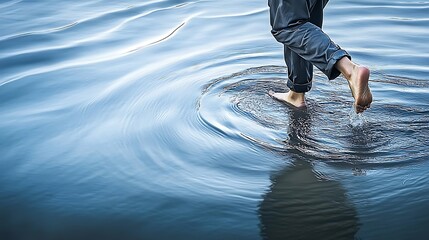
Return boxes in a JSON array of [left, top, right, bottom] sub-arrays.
[[1, 0, 429, 238], [258, 109, 359, 240]]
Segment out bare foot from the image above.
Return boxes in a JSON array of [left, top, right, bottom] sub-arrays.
[[347, 66, 373, 113], [268, 90, 306, 108]]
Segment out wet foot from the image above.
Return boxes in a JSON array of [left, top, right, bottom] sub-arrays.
[[268, 90, 306, 108], [348, 66, 373, 113]]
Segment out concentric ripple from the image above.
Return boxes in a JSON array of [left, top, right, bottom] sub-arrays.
[[1, 0, 429, 238], [198, 66, 429, 166]]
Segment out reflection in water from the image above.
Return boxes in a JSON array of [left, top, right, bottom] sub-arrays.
[[259, 109, 359, 240], [1, 0, 429, 238]]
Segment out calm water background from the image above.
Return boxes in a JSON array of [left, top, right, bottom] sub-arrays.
[[1, 0, 429, 239]]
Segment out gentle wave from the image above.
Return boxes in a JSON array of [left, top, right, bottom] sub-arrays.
[[198, 66, 429, 166], [1, 0, 429, 239]]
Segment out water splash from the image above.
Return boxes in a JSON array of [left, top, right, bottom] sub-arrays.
[[349, 105, 366, 128]]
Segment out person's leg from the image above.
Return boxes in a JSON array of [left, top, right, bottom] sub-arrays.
[[285, 0, 328, 95], [269, 0, 347, 82], [284, 47, 313, 94], [268, 47, 311, 108], [268, 0, 372, 112], [269, 0, 325, 108], [335, 57, 372, 113]]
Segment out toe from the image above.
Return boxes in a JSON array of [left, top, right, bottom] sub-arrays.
[[355, 105, 365, 113]]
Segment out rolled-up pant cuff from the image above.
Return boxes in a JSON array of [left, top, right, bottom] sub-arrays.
[[325, 49, 351, 80], [287, 79, 312, 93]]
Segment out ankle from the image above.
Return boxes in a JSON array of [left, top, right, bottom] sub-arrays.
[[335, 57, 356, 81], [288, 91, 305, 101]]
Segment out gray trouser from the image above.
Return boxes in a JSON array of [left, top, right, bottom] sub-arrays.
[[268, 0, 350, 92]]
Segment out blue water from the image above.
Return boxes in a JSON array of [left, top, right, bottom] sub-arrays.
[[1, 0, 429, 239]]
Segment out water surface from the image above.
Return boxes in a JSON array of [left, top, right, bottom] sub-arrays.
[[1, 0, 429, 239]]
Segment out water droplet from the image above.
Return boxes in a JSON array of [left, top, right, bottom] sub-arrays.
[[349, 105, 366, 128]]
